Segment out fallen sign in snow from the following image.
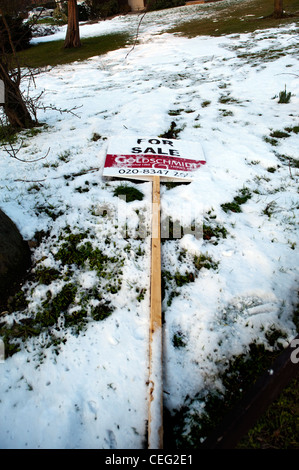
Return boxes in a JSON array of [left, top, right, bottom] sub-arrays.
[[103, 136, 206, 449], [103, 136, 206, 181]]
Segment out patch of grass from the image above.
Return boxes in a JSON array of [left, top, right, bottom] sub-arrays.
[[218, 94, 240, 105], [168, 0, 299, 38], [174, 271, 195, 287], [219, 109, 234, 117], [267, 166, 277, 173], [90, 302, 113, 322], [0, 125, 19, 146], [276, 153, 299, 168], [203, 218, 228, 244], [264, 136, 279, 146], [16, 32, 132, 68], [7, 290, 28, 313], [173, 331, 187, 348], [0, 229, 125, 356], [162, 251, 218, 307], [35, 203, 64, 221], [91, 132, 106, 142], [234, 188, 253, 205], [270, 130, 291, 138], [0, 124, 47, 148], [202, 210, 228, 245], [284, 125, 299, 134], [222, 202, 243, 213], [239, 47, 295, 67], [0, 318, 42, 357], [58, 150, 71, 162], [194, 253, 219, 271], [165, 330, 292, 449], [221, 187, 252, 213], [55, 232, 117, 273], [262, 201, 278, 219], [168, 109, 184, 116], [161, 181, 188, 191], [34, 267, 60, 285], [136, 287, 146, 303], [28, 184, 41, 193], [159, 121, 184, 139], [64, 307, 88, 331], [55, 233, 123, 290], [162, 269, 193, 302], [36, 283, 78, 327], [237, 375, 299, 449], [113, 184, 144, 203], [278, 86, 292, 104], [75, 184, 90, 193], [22, 127, 44, 138]]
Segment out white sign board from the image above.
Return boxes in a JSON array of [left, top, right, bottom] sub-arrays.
[[103, 136, 206, 181]]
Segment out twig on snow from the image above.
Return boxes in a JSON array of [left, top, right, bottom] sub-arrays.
[[125, 12, 147, 60]]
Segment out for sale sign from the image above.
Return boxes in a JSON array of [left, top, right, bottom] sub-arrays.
[[103, 136, 206, 181]]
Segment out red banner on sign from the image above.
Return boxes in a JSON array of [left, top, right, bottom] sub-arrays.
[[105, 154, 206, 172]]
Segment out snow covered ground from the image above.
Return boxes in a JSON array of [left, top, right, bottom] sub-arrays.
[[0, 3, 298, 449]]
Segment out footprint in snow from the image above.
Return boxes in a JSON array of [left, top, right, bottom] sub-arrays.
[[105, 429, 117, 449]]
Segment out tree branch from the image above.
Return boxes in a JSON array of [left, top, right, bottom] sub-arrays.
[[1, 139, 50, 162], [125, 12, 147, 60]]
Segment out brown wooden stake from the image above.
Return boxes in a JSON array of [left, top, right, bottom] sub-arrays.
[[148, 175, 163, 449]]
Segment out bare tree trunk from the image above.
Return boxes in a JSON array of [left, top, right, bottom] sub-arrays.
[[64, 0, 81, 48], [0, 8, 35, 129], [1, 71, 34, 128], [274, 0, 284, 18]]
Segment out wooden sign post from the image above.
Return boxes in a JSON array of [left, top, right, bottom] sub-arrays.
[[103, 136, 206, 449], [148, 175, 163, 449]]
